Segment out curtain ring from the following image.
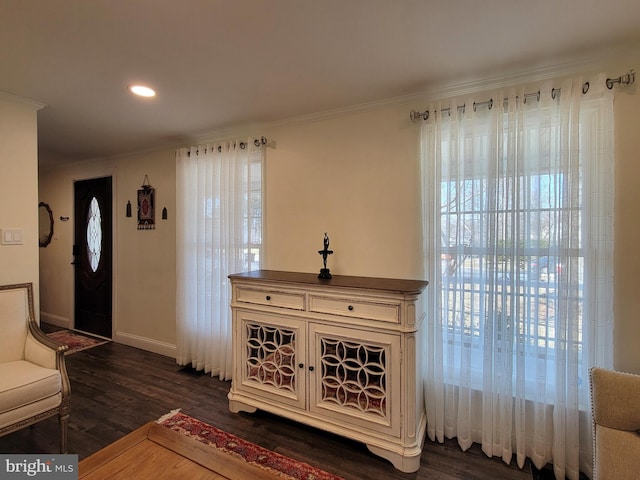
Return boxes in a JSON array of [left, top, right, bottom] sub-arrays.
[[240, 142, 246, 150], [473, 99, 493, 111], [551, 88, 559, 100], [254, 138, 261, 147], [582, 82, 590, 94], [217, 145, 222, 153]]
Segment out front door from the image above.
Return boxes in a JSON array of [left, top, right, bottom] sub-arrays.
[[74, 176, 112, 338]]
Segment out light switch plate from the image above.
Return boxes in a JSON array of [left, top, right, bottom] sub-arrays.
[[1, 228, 24, 245]]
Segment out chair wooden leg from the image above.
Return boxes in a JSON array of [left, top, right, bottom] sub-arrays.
[[59, 413, 69, 454]]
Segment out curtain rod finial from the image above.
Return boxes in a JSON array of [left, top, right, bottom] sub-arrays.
[[606, 69, 635, 90], [410, 110, 429, 122]]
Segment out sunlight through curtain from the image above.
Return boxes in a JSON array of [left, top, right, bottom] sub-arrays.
[[421, 74, 614, 480], [176, 139, 264, 380]]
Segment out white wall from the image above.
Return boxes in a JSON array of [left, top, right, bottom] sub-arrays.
[[0, 93, 41, 312]]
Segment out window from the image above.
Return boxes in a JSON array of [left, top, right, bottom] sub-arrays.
[[421, 76, 614, 476], [440, 171, 584, 392], [176, 139, 266, 379], [202, 153, 263, 272]]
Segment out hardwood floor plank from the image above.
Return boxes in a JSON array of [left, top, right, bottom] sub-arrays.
[[0, 327, 537, 479]]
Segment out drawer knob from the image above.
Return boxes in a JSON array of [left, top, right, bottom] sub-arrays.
[[309, 366, 315, 372], [348, 305, 354, 311], [265, 295, 271, 301], [298, 363, 304, 369]]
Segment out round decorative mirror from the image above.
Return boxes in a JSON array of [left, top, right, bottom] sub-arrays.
[[38, 202, 54, 247]]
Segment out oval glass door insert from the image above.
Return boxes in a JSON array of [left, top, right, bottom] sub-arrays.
[[87, 196, 102, 272]]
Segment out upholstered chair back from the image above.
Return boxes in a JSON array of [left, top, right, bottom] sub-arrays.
[[0, 286, 29, 362], [590, 367, 640, 479]]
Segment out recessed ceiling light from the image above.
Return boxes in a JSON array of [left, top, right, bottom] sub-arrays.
[[128, 84, 156, 97]]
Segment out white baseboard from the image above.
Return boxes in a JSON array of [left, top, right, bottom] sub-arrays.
[[113, 330, 176, 358], [40, 311, 176, 359], [40, 311, 71, 329]]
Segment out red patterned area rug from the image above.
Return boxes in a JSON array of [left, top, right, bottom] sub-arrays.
[[157, 410, 344, 480], [46, 329, 109, 354]]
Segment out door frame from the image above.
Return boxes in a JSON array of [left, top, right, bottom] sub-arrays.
[[69, 170, 117, 338]]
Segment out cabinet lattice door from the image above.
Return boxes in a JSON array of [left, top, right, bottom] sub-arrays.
[[239, 314, 306, 409], [318, 337, 387, 417], [309, 323, 400, 436], [245, 322, 296, 392]]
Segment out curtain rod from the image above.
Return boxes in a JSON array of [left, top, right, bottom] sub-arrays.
[[187, 136, 269, 156], [410, 69, 635, 121]]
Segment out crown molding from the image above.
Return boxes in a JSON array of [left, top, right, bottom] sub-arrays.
[[0, 90, 46, 110], [252, 42, 640, 129], [44, 42, 639, 162], [127, 42, 640, 150], [410, 43, 640, 104]]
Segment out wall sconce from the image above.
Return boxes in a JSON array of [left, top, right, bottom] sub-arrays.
[[126, 201, 132, 217], [162, 207, 168, 220]]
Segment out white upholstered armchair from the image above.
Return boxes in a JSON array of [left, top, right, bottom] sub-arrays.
[[0, 283, 71, 453], [590, 367, 640, 479]]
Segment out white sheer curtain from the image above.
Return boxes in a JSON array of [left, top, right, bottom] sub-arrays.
[[176, 139, 264, 380], [421, 74, 614, 479]]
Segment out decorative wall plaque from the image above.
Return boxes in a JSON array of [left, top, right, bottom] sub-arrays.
[[137, 175, 155, 230]]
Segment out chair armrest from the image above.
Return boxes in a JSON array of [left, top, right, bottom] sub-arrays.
[[25, 321, 69, 370], [25, 321, 71, 409]]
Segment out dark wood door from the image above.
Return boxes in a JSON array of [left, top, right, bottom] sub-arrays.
[[74, 176, 113, 338]]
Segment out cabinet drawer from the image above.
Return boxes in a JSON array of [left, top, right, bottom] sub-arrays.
[[235, 286, 305, 310], [309, 295, 400, 323]]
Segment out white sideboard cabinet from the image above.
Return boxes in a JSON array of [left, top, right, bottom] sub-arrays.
[[228, 270, 428, 472]]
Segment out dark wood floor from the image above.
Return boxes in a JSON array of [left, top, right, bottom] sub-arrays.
[[0, 326, 552, 479]]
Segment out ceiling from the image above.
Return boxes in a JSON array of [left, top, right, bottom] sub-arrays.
[[2, 0, 640, 166]]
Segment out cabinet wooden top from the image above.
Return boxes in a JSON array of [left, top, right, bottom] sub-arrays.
[[229, 270, 428, 295]]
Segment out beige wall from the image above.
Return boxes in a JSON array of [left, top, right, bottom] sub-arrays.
[[39, 150, 176, 355], [613, 86, 640, 373], [0, 93, 40, 311], [38, 72, 640, 373], [262, 104, 423, 279]]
